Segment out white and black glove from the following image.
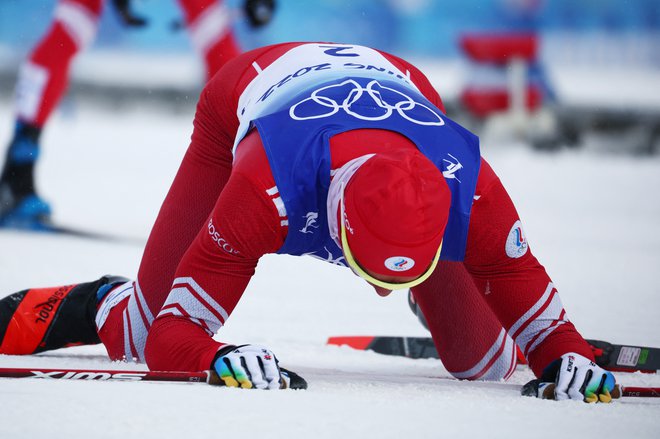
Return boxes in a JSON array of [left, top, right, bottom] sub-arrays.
[[213, 344, 282, 389], [212, 344, 307, 390], [522, 352, 617, 403]]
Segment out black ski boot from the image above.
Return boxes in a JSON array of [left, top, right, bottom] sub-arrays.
[[0, 275, 129, 355]]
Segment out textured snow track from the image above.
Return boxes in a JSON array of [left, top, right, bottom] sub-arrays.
[[1, 100, 659, 439]]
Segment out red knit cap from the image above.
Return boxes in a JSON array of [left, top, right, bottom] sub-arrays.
[[341, 150, 450, 279]]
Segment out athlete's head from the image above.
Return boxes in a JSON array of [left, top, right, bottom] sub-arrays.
[[332, 142, 450, 291]]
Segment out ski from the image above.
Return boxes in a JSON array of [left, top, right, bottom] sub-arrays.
[[0, 367, 217, 384], [328, 336, 441, 360], [586, 339, 660, 373], [2, 366, 655, 401], [327, 336, 660, 374], [521, 379, 660, 399], [0, 366, 308, 389], [12, 223, 145, 245]]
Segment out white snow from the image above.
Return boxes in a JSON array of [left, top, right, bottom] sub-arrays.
[[1, 95, 659, 439]]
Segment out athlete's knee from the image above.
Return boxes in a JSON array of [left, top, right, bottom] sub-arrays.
[[95, 279, 155, 363], [95, 280, 137, 361], [445, 331, 518, 382]]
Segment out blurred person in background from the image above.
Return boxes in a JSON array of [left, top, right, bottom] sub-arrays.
[[0, 42, 617, 401], [0, 0, 274, 229]]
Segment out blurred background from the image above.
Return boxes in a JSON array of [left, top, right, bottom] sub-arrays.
[[1, 0, 659, 153]]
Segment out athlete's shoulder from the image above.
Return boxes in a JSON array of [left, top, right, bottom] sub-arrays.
[[248, 42, 417, 70], [370, 47, 445, 112], [242, 42, 314, 68]]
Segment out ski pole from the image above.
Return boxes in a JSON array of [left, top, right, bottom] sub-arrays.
[[0, 366, 307, 389], [0, 367, 219, 384]]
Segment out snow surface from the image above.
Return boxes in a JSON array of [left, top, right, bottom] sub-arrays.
[[0, 98, 659, 439]]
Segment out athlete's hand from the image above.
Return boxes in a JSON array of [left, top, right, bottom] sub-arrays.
[[522, 352, 617, 403], [213, 344, 282, 389], [244, 0, 275, 28], [553, 353, 616, 402], [112, 0, 148, 28]]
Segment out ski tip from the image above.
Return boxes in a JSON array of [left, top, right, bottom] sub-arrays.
[[327, 336, 375, 350]]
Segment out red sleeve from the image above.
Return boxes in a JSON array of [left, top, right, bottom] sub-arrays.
[[464, 159, 594, 376], [143, 118, 285, 371], [141, 45, 301, 372]]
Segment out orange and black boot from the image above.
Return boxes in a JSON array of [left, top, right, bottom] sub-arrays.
[[0, 275, 128, 355]]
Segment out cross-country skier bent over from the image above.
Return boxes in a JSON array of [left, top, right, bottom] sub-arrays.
[[0, 42, 616, 401]]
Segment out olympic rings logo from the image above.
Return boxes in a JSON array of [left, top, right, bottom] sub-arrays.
[[289, 79, 445, 126]]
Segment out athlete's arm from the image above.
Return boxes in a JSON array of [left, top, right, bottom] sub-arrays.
[[142, 44, 315, 372], [462, 159, 593, 376], [143, 132, 286, 372]]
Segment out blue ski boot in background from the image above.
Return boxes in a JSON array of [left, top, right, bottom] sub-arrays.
[[0, 121, 52, 230]]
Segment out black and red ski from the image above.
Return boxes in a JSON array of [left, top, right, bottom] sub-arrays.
[[327, 336, 660, 374], [11, 223, 145, 245], [586, 339, 659, 373]]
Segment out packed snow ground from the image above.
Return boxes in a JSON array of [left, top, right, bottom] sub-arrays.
[[0, 97, 659, 439]]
